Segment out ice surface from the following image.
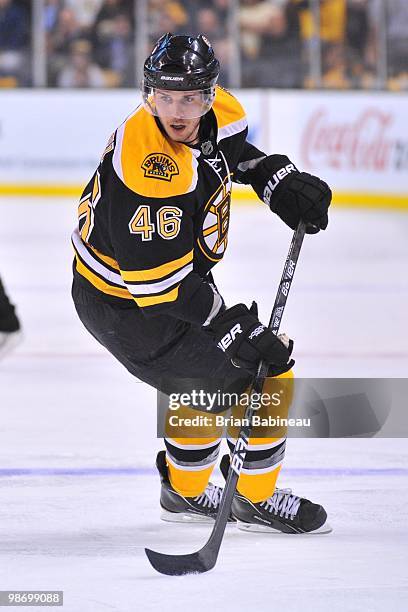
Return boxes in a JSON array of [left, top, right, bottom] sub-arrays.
[[0, 198, 407, 611]]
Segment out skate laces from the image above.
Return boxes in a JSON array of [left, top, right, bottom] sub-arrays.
[[260, 488, 301, 520], [194, 483, 223, 509]]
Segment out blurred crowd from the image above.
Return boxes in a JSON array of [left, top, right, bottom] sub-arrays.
[[0, 0, 407, 90], [0, 0, 31, 87]]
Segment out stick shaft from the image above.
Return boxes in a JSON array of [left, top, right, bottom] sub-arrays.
[[206, 220, 307, 551]]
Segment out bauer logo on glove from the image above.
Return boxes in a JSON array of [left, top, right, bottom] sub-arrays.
[[263, 163, 297, 206], [208, 302, 294, 376], [240, 153, 332, 234], [217, 323, 242, 351]]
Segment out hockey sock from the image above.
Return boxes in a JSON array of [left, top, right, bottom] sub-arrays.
[[164, 402, 223, 497], [228, 437, 286, 502], [228, 370, 293, 503], [164, 438, 221, 497]]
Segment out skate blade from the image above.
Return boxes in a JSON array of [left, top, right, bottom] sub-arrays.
[[236, 520, 333, 534], [160, 509, 215, 524], [0, 331, 22, 360]]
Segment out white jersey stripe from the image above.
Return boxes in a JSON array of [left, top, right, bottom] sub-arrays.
[[112, 122, 125, 182], [72, 228, 125, 286], [217, 117, 248, 143], [126, 263, 193, 296]]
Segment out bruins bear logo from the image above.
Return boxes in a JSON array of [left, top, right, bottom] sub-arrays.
[[197, 175, 232, 263], [142, 153, 179, 182]]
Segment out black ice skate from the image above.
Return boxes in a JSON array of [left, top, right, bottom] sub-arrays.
[[0, 309, 22, 359], [156, 450, 232, 524], [220, 455, 331, 534]]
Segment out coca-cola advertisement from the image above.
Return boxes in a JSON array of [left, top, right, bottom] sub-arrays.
[[268, 92, 408, 195], [302, 106, 408, 173]]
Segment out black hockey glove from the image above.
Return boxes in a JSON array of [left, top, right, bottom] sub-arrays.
[[252, 155, 332, 234], [207, 302, 294, 376]]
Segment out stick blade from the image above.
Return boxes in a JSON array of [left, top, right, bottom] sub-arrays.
[[145, 546, 215, 576]]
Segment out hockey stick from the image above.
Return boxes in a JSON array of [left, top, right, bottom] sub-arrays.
[[145, 220, 307, 575]]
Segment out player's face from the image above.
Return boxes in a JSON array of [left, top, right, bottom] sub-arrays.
[[154, 89, 202, 143]]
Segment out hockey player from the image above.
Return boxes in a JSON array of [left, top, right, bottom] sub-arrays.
[[0, 275, 21, 358], [71, 34, 332, 534]]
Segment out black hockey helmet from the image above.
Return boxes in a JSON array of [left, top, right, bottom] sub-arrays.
[[144, 33, 220, 90], [142, 33, 220, 118]]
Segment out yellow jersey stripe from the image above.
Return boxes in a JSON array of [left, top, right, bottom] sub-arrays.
[[78, 200, 90, 217], [121, 249, 193, 282], [75, 256, 132, 300], [133, 285, 179, 307]]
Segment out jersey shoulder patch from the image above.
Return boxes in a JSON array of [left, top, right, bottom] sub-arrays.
[[112, 105, 198, 198], [212, 86, 247, 142]]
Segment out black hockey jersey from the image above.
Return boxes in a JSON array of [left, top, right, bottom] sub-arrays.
[[72, 86, 265, 326]]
